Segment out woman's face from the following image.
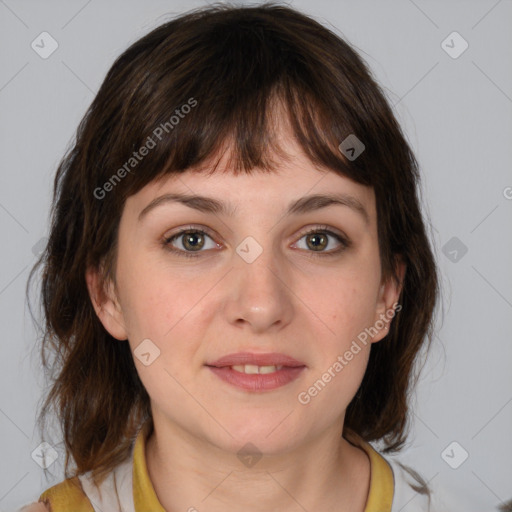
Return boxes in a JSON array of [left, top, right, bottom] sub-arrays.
[[88, 133, 403, 456]]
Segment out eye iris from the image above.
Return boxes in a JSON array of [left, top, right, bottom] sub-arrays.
[[183, 231, 204, 251], [307, 233, 327, 251]]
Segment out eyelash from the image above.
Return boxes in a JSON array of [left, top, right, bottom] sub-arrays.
[[162, 224, 351, 259]]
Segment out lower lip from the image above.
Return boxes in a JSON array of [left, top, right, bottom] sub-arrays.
[[207, 366, 305, 391]]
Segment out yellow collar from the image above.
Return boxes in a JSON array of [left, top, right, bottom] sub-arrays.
[[132, 421, 393, 512], [351, 435, 394, 511], [132, 420, 166, 512]]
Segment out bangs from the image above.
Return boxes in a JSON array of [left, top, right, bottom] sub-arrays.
[[88, 5, 383, 205]]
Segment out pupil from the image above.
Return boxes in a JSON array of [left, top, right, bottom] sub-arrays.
[[309, 233, 326, 250], [185, 232, 203, 250]]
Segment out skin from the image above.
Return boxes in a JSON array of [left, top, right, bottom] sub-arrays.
[[87, 128, 405, 512]]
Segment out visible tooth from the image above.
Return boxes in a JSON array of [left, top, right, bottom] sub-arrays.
[[230, 364, 281, 374], [244, 364, 260, 374], [258, 365, 277, 374]]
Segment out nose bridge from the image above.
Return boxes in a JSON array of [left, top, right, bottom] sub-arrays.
[[235, 234, 282, 293], [226, 233, 293, 330]]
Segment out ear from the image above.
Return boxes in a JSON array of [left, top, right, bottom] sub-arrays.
[[371, 255, 406, 343], [85, 265, 128, 340]]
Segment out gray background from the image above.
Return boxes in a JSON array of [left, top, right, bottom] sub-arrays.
[[1, 0, 511, 510]]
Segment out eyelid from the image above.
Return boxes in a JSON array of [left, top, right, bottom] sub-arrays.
[[162, 223, 351, 257], [293, 224, 351, 254], [297, 224, 348, 241], [162, 224, 220, 258], [162, 224, 217, 243]]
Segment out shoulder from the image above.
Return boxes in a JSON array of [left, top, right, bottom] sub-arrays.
[[36, 476, 94, 512]]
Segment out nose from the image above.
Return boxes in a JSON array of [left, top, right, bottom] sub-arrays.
[[222, 240, 294, 334]]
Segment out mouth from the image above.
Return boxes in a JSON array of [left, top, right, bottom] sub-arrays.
[[207, 352, 306, 368], [228, 364, 286, 374], [205, 352, 306, 391]]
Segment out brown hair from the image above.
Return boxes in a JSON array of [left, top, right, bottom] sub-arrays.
[[27, 2, 440, 487]]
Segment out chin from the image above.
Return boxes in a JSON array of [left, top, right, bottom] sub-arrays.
[[210, 414, 306, 456]]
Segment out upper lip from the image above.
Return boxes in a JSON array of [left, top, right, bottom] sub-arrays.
[[207, 352, 306, 368]]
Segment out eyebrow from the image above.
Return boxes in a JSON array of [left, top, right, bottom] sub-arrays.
[[138, 192, 369, 225]]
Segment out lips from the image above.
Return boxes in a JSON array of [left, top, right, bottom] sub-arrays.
[[206, 352, 306, 391], [207, 352, 306, 368]]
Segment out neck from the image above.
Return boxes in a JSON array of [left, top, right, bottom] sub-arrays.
[[145, 418, 370, 512]]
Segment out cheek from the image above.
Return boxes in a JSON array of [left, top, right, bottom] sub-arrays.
[[300, 262, 380, 414], [116, 253, 188, 339], [296, 266, 379, 407], [296, 341, 370, 432], [120, 270, 204, 402], [118, 261, 213, 376], [308, 274, 379, 350]]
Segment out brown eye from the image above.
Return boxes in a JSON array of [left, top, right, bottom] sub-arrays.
[[305, 232, 328, 251], [294, 226, 350, 257], [163, 228, 219, 258], [181, 231, 205, 251]]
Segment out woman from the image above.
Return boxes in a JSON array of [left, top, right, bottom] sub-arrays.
[[22, 3, 440, 511]]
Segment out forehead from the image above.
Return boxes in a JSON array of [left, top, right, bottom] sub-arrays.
[[124, 132, 376, 222]]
